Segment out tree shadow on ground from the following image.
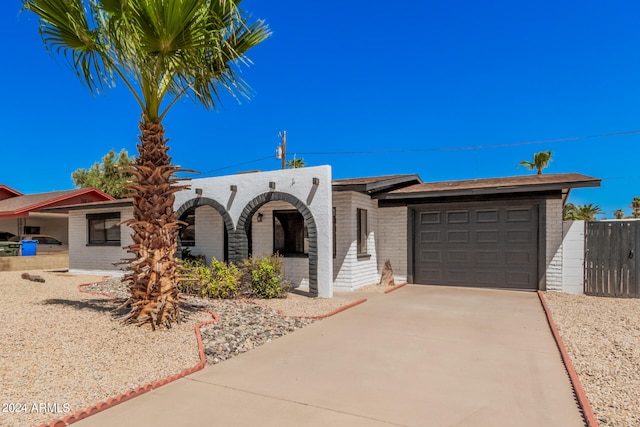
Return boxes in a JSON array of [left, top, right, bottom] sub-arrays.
[[41, 298, 128, 317], [42, 298, 209, 324]]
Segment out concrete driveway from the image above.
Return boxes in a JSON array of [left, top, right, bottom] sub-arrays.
[[76, 285, 584, 427]]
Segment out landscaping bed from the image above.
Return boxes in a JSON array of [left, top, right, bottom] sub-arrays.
[[0, 271, 367, 427], [544, 292, 640, 427]]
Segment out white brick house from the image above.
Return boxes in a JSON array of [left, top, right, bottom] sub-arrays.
[[51, 167, 600, 296]]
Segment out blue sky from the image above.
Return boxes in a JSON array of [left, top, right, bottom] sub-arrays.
[[1, 1, 640, 217]]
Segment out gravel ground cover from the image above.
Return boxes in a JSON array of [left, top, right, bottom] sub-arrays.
[[544, 292, 640, 427], [0, 272, 374, 427]]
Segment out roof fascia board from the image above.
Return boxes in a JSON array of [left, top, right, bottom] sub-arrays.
[[376, 179, 601, 200]]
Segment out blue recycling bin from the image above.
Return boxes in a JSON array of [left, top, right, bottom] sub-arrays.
[[21, 240, 37, 256]]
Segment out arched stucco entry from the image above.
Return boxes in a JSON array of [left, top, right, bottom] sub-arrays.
[[234, 191, 319, 296], [175, 197, 235, 261]]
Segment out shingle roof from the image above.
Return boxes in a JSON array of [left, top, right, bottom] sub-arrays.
[[332, 174, 422, 193], [380, 173, 600, 199], [0, 188, 114, 218]]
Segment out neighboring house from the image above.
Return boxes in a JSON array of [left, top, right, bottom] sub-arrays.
[[46, 166, 600, 297], [0, 185, 114, 245]]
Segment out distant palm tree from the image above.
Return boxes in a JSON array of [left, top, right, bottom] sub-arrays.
[[24, 0, 269, 329], [563, 203, 577, 220], [632, 197, 640, 218], [286, 156, 306, 169], [563, 203, 602, 221], [614, 209, 625, 220], [519, 151, 552, 175]]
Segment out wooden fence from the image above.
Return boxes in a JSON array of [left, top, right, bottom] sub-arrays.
[[584, 220, 640, 297]]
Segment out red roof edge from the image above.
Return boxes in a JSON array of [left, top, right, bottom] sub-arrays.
[[0, 185, 23, 197], [14, 187, 115, 215]]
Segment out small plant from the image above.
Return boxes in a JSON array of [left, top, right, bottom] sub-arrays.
[[201, 259, 241, 299], [240, 254, 289, 298]]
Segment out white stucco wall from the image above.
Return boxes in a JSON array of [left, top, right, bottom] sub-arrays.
[[561, 220, 585, 294], [545, 198, 564, 291], [376, 206, 408, 282], [174, 166, 334, 297], [68, 206, 134, 276], [332, 191, 379, 291]]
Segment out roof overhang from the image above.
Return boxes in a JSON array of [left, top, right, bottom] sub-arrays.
[[374, 173, 601, 200], [332, 174, 423, 194], [42, 198, 134, 213]]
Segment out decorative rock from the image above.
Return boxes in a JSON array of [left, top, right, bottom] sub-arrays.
[[379, 259, 395, 287]]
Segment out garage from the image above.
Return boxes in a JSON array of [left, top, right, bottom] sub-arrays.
[[375, 173, 602, 291], [413, 201, 539, 289]]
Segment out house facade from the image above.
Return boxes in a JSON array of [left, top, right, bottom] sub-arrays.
[[0, 186, 113, 245], [52, 166, 600, 296]]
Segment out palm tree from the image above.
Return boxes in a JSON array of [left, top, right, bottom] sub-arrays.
[[563, 203, 577, 220], [285, 155, 306, 169], [563, 203, 602, 221], [519, 151, 552, 175], [574, 203, 603, 221], [24, 0, 269, 329], [632, 197, 640, 218], [614, 209, 625, 220]]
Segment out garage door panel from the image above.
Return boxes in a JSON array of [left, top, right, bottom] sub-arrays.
[[476, 209, 499, 223], [476, 271, 502, 285], [447, 230, 469, 243], [421, 231, 441, 243], [506, 208, 532, 222], [420, 212, 441, 224], [476, 251, 499, 264], [476, 230, 499, 243], [447, 270, 471, 283], [420, 250, 442, 263], [414, 202, 538, 290], [447, 211, 469, 224], [447, 250, 470, 263]]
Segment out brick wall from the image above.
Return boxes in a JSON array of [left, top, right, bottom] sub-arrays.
[[68, 206, 134, 275], [193, 205, 224, 263], [545, 197, 563, 291], [333, 191, 379, 291], [376, 206, 408, 281]]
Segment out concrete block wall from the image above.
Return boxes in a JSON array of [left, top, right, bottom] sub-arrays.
[[376, 206, 408, 281], [193, 205, 224, 263], [545, 198, 563, 291], [68, 206, 134, 276], [562, 220, 585, 294], [333, 191, 379, 291]]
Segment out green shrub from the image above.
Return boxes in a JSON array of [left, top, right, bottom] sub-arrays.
[[178, 258, 241, 299], [201, 259, 241, 299], [240, 254, 289, 298]]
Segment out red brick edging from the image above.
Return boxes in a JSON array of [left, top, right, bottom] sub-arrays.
[[41, 279, 219, 427], [537, 291, 599, 427], [384, 281, 408, 294]]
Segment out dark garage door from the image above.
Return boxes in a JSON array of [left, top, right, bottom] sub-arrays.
[[413, 202, 539, 290]]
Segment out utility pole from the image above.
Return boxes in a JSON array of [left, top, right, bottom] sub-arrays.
[[277, 130, 287, 170]]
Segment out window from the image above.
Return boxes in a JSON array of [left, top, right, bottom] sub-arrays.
[[178, 207, 196, 246], [273, 210, 308, 256], [87, 213, 120, 245], [357, 208, 368, 255]]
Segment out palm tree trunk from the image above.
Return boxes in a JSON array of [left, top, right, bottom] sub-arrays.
[[121, 116, 187, 329]]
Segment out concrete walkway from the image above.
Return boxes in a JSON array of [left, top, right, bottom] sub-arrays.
[[76, 285, 584, 427]]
